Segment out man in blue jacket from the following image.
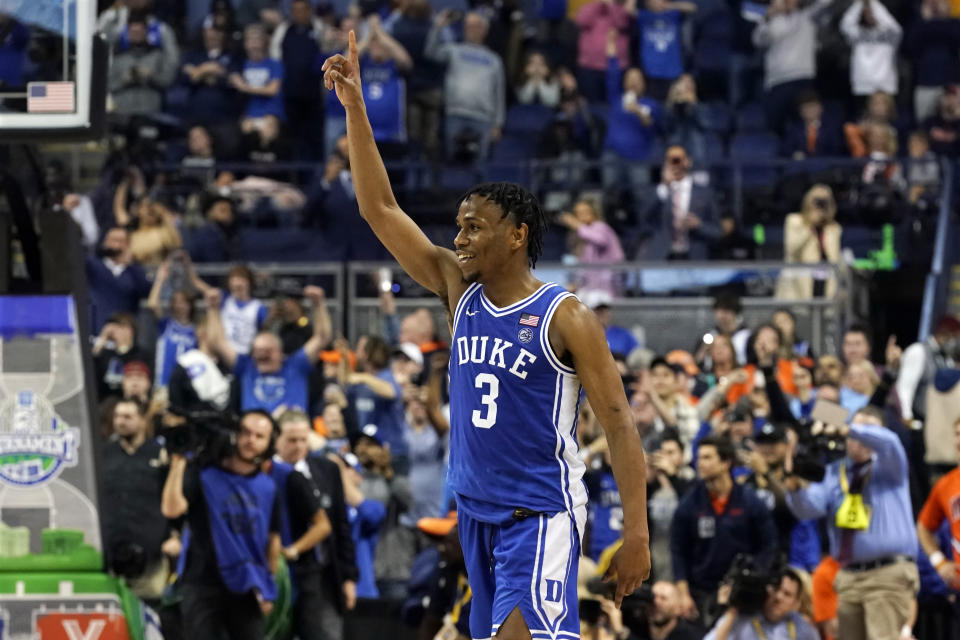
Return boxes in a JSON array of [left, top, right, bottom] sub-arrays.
[[671, 434, 778, 626]]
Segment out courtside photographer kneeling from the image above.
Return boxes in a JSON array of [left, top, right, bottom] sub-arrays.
[[160, 408, 282, 640]]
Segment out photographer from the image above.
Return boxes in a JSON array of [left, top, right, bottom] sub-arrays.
[[785, 406, 919, 640], [161, 410, 283, 640], [704, 568, 817, 640], [775, 184, 842, 302], [672, 436, 777, 625]]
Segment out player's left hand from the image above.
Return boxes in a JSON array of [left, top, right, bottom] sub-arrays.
[[322, 31, 364, 109], [603, 537, 651, 608]]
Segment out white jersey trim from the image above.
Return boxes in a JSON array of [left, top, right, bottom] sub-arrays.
[[540, 292, 577, 376], [479, 282, 555, 317], [451, 282, 482, 336]]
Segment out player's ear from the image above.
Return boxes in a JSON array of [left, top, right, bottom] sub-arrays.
[[510, 222, 529, 252]]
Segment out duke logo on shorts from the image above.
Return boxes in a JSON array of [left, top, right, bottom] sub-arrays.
[[448, 282, 587, 640]]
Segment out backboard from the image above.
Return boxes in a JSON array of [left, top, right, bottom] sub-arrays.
[[0, 0, 106, 141]]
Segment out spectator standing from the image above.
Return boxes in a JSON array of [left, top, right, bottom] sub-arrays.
[[338, 336, 411, 474], [515, 51, 561, 106], [603, 29, 660, 212], [703, 568, 819, 640], [557, 198, 625, 303], [775, 184, 842, 301], [403, 390, 448, 523], [840, 0, 902, 103], [108, 13, 179, 116], [895, 315, 960, 428], [92, 313, 153, 400], [664, 74, 709, 165], [751, 0, 831, 134], [786, 407, 919, 640], [102, 399, 177, 601], [642, 145, 720, 260], [145, 260, 198, 388], [925, 87, 960, 156], [167, 312, 238, 414], [357, 17, 412, 148], [113, 191, 182, 267], [782, 91, 842, 159], [387, 0, 448, 161], [844, 90, 897, 157], [905, 0, 960, 122], [179, 25, 242, 126], [672, 435, 778, 623], [270, 412, 337, 640], [193, 264, 267, 356], [636, 0, 696, 100], [648, 357, 701, 451], [425, 12, 505, 164], [647, 431, 694, 579], [230, 24, 285, 128], [205, 287, 331, 414], [270, 0, 330, 160], [643, 581, 706, 639], [906, 130, 941, 212], [708, 293, 751, 366], [916, 418, 960, 593], [338, 452, 387, 599], [187, 195, 243, 264], [85, 227, 150, 333], [575, 0, 634, 102], [584, 436, 625, 563]]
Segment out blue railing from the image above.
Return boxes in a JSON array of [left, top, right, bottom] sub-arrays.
[[918, 159, 957, 341]]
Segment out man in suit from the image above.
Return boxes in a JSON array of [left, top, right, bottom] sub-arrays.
[[782, 91, 842, 159], [274, 410, 358, 639], [641, 145, 721, 260]]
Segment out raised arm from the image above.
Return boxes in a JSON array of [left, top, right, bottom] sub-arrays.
[[145, 260, 171, 318], [551, 298, 650, 606], [322, 32, 466, 310], [203, 288, 238, 368], [302, 286, 333, 363]]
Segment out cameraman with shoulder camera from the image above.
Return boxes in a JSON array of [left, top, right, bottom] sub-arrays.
[[785, 406, 919, 640], [161, 410, 283, 640], [703, 568, 817, 640]]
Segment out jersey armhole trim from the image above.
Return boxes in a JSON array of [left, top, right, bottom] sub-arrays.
[[541, 292, 577, 377], [452, 282, 481, 336]]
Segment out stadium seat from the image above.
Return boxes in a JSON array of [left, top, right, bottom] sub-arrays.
[[702, 101, 732, 135], [704, 133, 727, 163], [729, 131, 779, 188], [503, 104, 555, 137], [734, 101, 767, 133]]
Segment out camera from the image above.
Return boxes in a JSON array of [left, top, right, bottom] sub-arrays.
[[156, 407, 239, 465], [581, 576, 653, 632], [109, 542, 147, 579], [723, 555, 773, 616], [812, 197, 829, 210], [791, 418, 846, 483]]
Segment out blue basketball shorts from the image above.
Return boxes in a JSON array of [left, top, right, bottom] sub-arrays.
[[458, 506, 586, 640]]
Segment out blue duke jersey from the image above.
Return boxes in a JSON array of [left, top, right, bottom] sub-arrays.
[[584, 465, 624, 562], [448, 282, 588, 524], [155, 318, 197, 387]]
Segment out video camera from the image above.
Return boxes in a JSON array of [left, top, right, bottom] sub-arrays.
[[723, 554, 774, 616], [791, 415, 848, 483], [155, 407, 240, 466]]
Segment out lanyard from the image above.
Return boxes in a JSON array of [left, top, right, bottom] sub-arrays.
[[751, 617, 796, 640], [836, 460, 873, 530], [838, 460, 872, 494], [450, 574, 472, 624]]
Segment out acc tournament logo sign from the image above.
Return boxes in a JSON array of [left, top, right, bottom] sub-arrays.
[[0, 390, 80, 486]]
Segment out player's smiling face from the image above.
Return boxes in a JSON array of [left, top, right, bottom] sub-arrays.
[[454, 195, 525, 283]]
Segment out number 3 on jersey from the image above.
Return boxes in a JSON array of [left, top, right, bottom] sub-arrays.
[[472, 373, 499, 429]]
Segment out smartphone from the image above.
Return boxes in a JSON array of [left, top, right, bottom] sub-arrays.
[[579, 599, 601, 625], [811, 398, 849, 428]]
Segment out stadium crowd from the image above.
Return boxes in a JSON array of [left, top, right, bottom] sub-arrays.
[[4, 0, 960, 637]]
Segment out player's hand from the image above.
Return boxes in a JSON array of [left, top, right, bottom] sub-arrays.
[[603, 537, 651, 608], [322, 31, 364, 109]]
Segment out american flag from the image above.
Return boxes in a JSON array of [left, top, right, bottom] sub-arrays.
[[518, 313, 540, 327], [27, 82, 75, 113]]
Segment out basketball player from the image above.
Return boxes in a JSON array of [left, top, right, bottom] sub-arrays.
[[323, 32, 650, 640]]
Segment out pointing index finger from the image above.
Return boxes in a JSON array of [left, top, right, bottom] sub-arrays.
[[349, 29, 358, 66]]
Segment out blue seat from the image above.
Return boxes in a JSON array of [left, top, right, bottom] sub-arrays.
[[439, 168, 479, 191], [729, 131, 779, 188], [735, 101, 767, 132], [504, 104, 556, 137], [238, 230, 346, 262], [702, 101, 732, 134], [704, 133, 726, 162]]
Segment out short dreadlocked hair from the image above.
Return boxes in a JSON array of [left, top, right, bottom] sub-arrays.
[[458, 182, 547, 268]]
